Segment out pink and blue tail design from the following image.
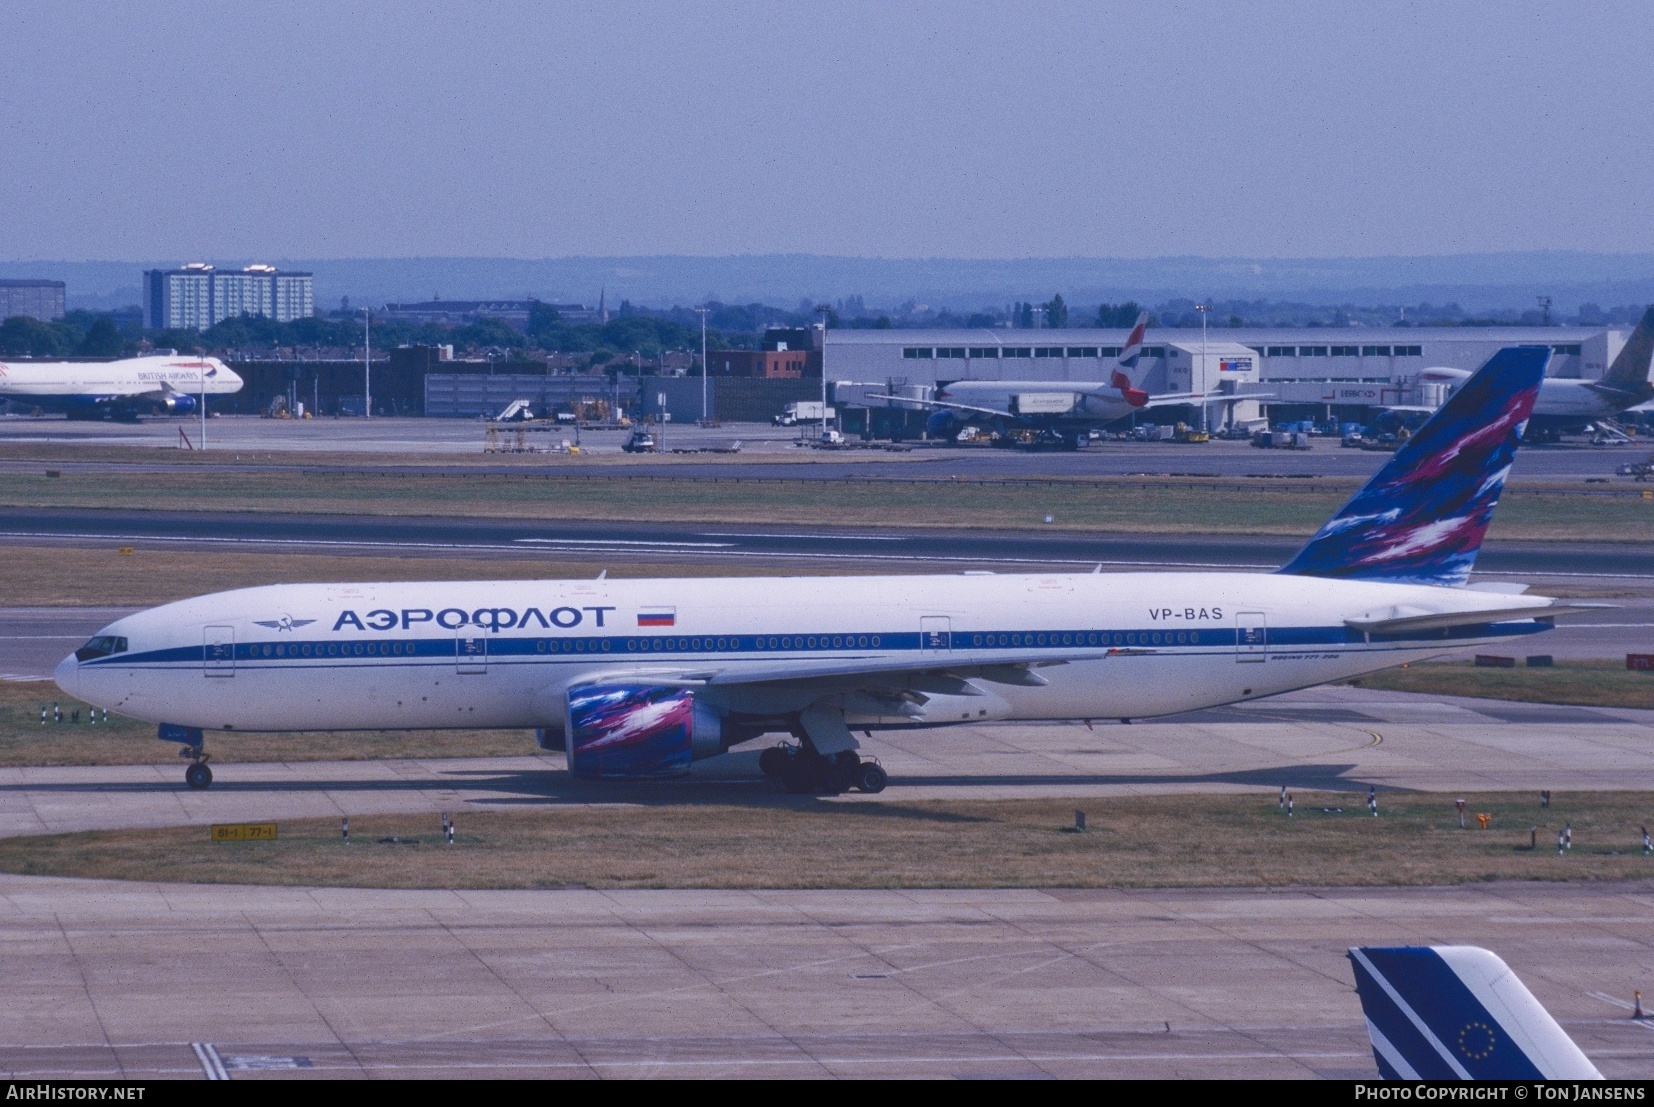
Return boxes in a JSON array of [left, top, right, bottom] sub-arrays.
[[1279, 345, 1548, 587]]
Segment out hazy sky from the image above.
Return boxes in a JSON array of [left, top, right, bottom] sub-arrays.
[[4, 1, 1651, 261]]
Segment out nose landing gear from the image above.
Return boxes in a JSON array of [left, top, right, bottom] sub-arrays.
[[159, 723, 214, 789], [183, 757, 213, 790]]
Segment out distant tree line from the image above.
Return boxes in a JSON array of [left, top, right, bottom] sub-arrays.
[[4, 292, 1645, 363], [0, 312, 135, 357]]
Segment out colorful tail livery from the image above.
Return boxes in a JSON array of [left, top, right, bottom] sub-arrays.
[[1280, 345, 1548, 587], [1348, 946, 1601, 1080], [1116, 311, 1150, 369], [1110, 311, 1152, 405]]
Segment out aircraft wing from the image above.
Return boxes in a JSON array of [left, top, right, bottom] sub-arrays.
[[868, 393, 1016, 419], [1133, 391, 1275, 409], [575, 646, 1126, 691]]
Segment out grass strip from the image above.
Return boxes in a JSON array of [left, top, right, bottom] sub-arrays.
[[0, 679, 537, 765], [0, 791, 1648, 890], [4, 469, 1654, 539], [1351, 660, 1654, 710]]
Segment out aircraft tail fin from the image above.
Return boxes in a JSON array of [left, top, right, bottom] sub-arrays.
[[1278, 345, 1548, 587], [1599, 305, 1654, 392], [1348, 946, 1601, 1080], [1115, 311, 1150, 371]]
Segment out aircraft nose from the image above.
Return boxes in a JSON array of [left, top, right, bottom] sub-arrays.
[[54, 653, 79, 698]]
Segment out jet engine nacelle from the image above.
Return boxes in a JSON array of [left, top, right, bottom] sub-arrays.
[[157, 394, 198, 415], [925, 410, 959, 437], [564, 682, 724, 778]]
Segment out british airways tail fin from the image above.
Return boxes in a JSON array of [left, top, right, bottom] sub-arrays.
[[1349, 946, 1601, 1081], [1278, 345, 1548, 587], [1114, 311, 1151, 372]]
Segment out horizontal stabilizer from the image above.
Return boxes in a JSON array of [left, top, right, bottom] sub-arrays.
[[1349, 946, 1601, 1080], [1345, 603, 1607, 635]]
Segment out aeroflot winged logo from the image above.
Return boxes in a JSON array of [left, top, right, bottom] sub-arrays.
[[254, 615, 316, 632]]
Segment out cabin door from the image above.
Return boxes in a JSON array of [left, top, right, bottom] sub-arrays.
[[204, 626, 235, 677], [1235, 612, 1267, 663]]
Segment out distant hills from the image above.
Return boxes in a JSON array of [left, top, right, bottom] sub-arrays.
[[6, 252, 1654, 315]]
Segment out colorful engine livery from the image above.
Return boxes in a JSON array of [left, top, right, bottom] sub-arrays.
[[565, 683, 721, 777], [1280, 345, 1547, 587]]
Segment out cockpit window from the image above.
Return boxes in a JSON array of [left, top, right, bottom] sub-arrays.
[[75, 635, 128, 662]]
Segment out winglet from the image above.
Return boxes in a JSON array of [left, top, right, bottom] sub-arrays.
[[1279, 345, 1548, 587], [1349, 946, 1601, 1080]]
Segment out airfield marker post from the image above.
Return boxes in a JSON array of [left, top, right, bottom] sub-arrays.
[[1456, 798, 1466, 829], [1286, 794, 1293, 819], [1368, 786, 1377, 817], [341, 818, 349, 844]]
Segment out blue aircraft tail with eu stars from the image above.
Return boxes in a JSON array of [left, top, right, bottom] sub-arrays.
[[1279, 345, 1549, 587], [1348, 946, 1602, 1080]]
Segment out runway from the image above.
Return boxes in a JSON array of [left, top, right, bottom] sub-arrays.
[[0, 875, 1649, 1079], [2, 506, 1652, 581]]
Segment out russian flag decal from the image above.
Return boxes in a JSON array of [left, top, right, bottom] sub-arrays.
[[637, 608, 675, 627]]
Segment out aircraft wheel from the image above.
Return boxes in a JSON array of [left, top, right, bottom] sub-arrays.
[[184, 762, 213, 790], [855, 763, 888, 794], [758, 746, 791, 778]]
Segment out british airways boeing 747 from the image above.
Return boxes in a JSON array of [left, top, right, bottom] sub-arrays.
[[56, 346, 1584, 793], [0, 354, 242, 420]]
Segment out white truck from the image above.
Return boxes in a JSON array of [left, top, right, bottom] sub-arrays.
[[773, 402, 835, 426]]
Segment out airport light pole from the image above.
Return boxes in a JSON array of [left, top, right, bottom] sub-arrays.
[[1195, 302, 1211, 432], [695, 307, 710, 425], [815, 304, 831, 440], [361, 308, 372, 418]]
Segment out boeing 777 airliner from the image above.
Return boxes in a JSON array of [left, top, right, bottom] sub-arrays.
[[56, 346, 1583, 793]]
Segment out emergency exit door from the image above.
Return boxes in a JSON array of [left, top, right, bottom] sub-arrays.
[[921, 616, 951, 652]]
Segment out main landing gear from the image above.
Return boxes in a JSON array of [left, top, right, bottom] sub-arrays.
[[759, 744, 887, 795]]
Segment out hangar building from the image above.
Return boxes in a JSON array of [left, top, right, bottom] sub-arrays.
[[824, 325, 1622, 425]]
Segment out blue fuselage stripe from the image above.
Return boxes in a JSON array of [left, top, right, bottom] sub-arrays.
[[84, 620, 1551, 670]]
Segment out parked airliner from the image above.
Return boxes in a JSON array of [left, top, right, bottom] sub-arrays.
[[0, 354, 242, 420], [57, 347, 1583, 794], [1414, 305, 1654, 438], [1349, 945, 1602, 1080], [883, 312, 1228, 448]]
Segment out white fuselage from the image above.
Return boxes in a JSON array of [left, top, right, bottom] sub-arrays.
[[1420, 368, 1639, 420], [0, 355, 243, 403], [936, 380, 1137, 424], [56, 571, 1554, 739]]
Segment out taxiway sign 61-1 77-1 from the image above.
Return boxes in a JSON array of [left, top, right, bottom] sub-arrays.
[[56, 345, 1590, 794]]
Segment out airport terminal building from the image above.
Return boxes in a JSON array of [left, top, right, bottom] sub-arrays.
[[823, 324, 1623, 427]]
